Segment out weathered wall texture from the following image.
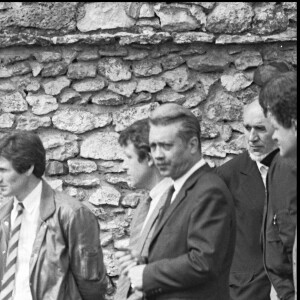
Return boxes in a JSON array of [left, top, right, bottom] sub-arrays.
[[0, 2, 297, 295]]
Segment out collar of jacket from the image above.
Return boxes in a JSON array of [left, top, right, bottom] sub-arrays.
[[0, 179, 56, 222]]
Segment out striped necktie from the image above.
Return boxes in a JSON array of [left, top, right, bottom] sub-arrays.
[[0, 202, 24, 300]]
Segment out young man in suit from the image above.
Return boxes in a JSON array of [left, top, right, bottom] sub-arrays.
[[127, 103, 236, 300], [115, 118, 172, 300], [0, 131, 107, 300], [259, 71, 297, 300], [216, 99, 278, 300]]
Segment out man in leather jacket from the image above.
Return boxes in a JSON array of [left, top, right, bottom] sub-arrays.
[[0, 130, 107, 300]]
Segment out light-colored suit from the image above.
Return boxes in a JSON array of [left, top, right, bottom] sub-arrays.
[[114, 178, 171, 300]]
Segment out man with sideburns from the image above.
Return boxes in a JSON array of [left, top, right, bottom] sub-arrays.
[[127, 103, 236, 300], [115, 119, 172, 300]]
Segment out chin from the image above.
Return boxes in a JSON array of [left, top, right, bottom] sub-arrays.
[[248, 151, 268, 162]]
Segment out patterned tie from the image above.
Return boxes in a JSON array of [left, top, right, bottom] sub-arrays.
[[0, 202, 24, 300]]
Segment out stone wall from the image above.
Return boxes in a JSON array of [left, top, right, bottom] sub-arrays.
[[0, 2, 297, 296]]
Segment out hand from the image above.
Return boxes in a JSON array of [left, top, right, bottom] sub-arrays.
[[115, 249, 139, 276], [128, 264, 146, 291]]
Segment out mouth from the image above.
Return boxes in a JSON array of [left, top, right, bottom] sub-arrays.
[[249, 145, 263, 152]]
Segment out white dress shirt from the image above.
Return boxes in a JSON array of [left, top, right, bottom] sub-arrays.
[[140, 177, 173, 234], [171, 158, 206, 203], [256, 161, 269, 188], [11, 181, 42, 300]]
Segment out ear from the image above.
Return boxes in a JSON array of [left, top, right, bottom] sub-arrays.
[[25, 165, 34, 176], [147, 153, 155, 167], [189, 136, 199, 154]]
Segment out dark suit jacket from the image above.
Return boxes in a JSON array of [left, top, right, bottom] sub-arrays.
[[262, 153, 297, 300], [143, 163, 236, 300], [216, 151, 271, 300]]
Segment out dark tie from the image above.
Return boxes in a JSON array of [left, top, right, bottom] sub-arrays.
[[0, 202, 24, 300], [156, 185, 175, 226]]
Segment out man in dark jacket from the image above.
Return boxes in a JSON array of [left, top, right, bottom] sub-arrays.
[[259, 71, 297, 300], [127, 103, 236, 300], [216, 99, 277, 300], [0, 131, 107, 300]]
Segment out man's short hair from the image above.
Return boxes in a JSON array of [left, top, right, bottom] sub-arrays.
[[149, 103, 202, 151], [0, 131, 46, 178], [118, 118, 150, 162], [259, 71, 297, 128]]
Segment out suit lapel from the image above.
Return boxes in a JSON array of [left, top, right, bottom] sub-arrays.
[[134, 190, 168, 254], [150, 164, 211, 247], [30, 180, 56, 275], [239, 155, 265, 216]]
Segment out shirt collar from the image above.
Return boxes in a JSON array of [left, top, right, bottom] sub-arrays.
[[14, 180, 42, 214], [149, 177, 173, 200], [256, 161, 269, 172], [173, 158, 206, 194]]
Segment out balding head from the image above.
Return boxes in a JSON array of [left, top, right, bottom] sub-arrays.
[[243, 99, 277, 161]]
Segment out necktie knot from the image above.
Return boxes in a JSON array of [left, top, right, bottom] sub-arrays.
[[17, 202, 24, 213]]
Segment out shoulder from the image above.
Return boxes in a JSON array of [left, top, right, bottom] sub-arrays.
[[53, 190, 95, 218]]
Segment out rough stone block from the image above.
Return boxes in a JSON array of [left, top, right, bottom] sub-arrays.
[[42, 76, 71, 95], [16, 115, 51, 130], [154, 3, 199, 32], [59, 88, 81, 104], [41, 62, 68, 77], [206, 2, 253, 34], [98, 58, 131, 82], [132, 59, 162, 77], [252, 2, 288, 35], [135, 77, 166, 93], [92, 91, 125, 106], [72, 76, 106, 92], [0, 92, 28, 112], [221, 73, 253, 92], [67, 62, 97, 79], [187, 53, 229, 72], [107, 81, 137, 98], [26, 93, 58, 115], [162, 66, 195, 92], [0, 113, 15, 128], [77, 2, 135, 32], [34, 50, 62, 63], [80, 132, 124, 160], [77, 48, 99, 61], [89, 186, 121, 206], [52, 109, 112, 134], [161, 54, 185, 70], [156, 88, 186, 104], [68, 159, 97, 174], [45, 161, 68, 176], [234, 51, 263, 70], [113, 102, 159, 132]]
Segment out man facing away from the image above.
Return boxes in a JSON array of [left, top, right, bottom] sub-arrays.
[[114, 118, 172, 300], [127, 103, 236, 300], [216, 98, 278, 300], [259, 71, 297, 300], [0, 131, 107, 300]]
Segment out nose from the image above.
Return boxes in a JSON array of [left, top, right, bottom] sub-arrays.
[[272, 131, 278, 142], [152, 146, 164, 160], [249, 128, 258, 142]]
